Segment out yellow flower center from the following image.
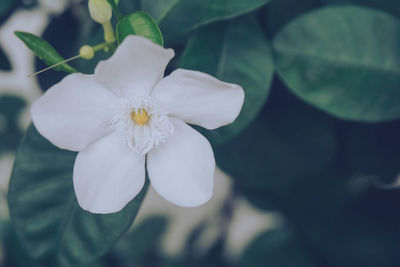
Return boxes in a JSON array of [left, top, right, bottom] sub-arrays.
[[130, 108, 150, 125]]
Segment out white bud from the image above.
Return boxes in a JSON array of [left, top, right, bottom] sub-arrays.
[[88, 0, 112, 24]]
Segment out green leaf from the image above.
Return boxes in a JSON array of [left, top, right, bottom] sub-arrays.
[[240, 228, 317, 267], [273, 6, 400, 122], [180, 15, 274, 144], [113, 216, 167, 264], [215, 86, 337, 189], [141, 0, 271, 44], [348, 121, 400, 184], [324, 0, 400, 18], [116, 11, 163, 46], [267, 0, 323, 35], [14, 31, 77, 74], [0, 0, 13, 16], [8, 125, 147, 267]]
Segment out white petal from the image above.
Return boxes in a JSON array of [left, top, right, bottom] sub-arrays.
[[31, 73, 118, 152], [147, 118, 215, 207], [152, 69, 244, 130], [73, 131, 145, 214], [94, 35, 174, 98]]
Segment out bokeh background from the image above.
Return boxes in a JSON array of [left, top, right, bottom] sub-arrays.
[[1, 0, 400, 266]]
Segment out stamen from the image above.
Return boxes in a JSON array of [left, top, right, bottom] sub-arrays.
[[130, 108, 150, 125]]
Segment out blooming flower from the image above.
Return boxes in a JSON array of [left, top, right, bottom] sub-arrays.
[[31, 36, 244, 214]]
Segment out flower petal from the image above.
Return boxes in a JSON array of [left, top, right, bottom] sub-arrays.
[[147, 118, 215, 207], [94, 35, 174, 98], [31, 73, 118, 152], [152, 69, 244, 130], [73, 131, 145, 214]]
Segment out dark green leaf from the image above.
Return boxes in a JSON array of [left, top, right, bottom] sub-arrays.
[[15, 31, 76, 74], [273, 6, 400, 122], [181, 15, 274, 144], [8, 125, 147, 267], [240, 227, 318, 267], [117, 11, 163, 46], [324, 0, 400, 18], [348, 121, 400, 184], [267, 0, 323, 35], [215, 84, 337, 189], [142, 0, 271, 44], [0, 0, 13, 16], [113, 216, 168, 264]]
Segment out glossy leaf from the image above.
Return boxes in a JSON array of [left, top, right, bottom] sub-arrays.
[[14, 31, 77, 74], [273, 6, 400, 122], [181, 15, 274, 144], [267, 0, 323, 35], [8, 125, 148, 267], [141, 0, 271, 44], [116, 11, 163, 46]]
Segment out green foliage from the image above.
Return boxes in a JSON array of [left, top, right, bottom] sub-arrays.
[[141, 0, 271, 44], [348, 121, 400, 184], [180, 15, 274, 144], [4, 1, 400, 267], [214, 86, 337, 189], [267, 0, 323, 35], [8, 125, 148, 267], [240, 227, 317, 267], [112, 216, 168, 265], [273, 6, 400, 122], [14, 31, 77, 74], [117, 11, 164, 45], [0, 0, 13, 16]]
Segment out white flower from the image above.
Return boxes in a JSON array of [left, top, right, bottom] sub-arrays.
[[31, 36, 244, 214]]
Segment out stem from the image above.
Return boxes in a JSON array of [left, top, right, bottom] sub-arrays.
[[93, 42, 113, 52], [102, 21, 116, 43], [28, 55, 80, 77], [106, 0, 123, 20]]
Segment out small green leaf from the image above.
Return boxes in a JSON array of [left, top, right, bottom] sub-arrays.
[[116, 11, 163, 46], [273, 6, 400, 122], [181, 15, 274, 144], [14, 31, 77, 74], [8, 125, 147, 267]]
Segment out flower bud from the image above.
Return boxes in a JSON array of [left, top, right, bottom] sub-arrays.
[[79, 45, 95, 60], [88, 0, 112, 24]]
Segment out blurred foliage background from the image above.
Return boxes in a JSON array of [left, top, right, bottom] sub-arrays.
[[1, 0, 400, 266]]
